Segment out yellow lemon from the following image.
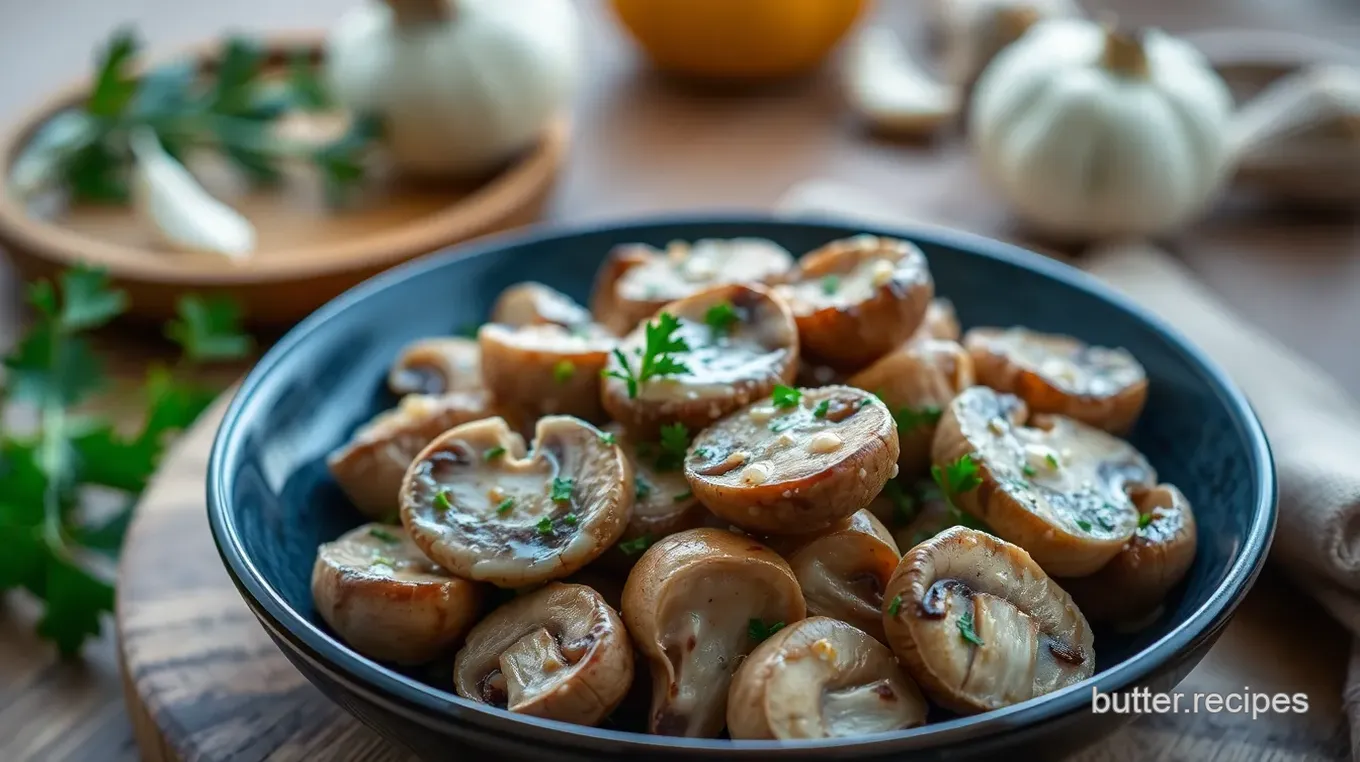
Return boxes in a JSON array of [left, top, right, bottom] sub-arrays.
[[610, 0, 872, 81]]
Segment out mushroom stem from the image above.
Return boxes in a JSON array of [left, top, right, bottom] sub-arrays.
[[1100, 27, 1148, 79], [385, 0, 453, 27]]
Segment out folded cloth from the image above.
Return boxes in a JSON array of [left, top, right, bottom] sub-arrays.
[[776, 180, 1360, 759]]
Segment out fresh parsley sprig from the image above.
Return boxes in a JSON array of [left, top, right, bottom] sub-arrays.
[[931, 453, 989, 531], [0, 266, 250, 655], [748, 618, 785, 642], [604, 312, 690, 399]]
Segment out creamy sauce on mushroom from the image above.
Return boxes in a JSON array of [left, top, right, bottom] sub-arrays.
[[776, 234, 931, 316], [322, 524, 448, 582], [969, 327, 1144, 397], [615, 239, 794, 303]]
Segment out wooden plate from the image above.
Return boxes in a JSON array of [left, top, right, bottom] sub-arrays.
[[0, 33, 569, 325]]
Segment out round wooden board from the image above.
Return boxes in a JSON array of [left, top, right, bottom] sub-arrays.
[[116, 394, 1348, 762], [0, 34, 568, 326]]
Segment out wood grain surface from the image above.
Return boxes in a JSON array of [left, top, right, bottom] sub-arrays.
[[1, 1, 1357, 761]]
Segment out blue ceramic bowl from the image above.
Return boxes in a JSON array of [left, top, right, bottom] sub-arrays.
[[207, 216, 1275, 761]]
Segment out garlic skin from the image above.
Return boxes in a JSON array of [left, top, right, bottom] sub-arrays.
[[325, 0, 581, 178], [1230, 65, 1360, 206], [970, 20, 1234, 240], [129, 129, 255, 259], [931, 0, 1082, 90], [844, 27, 958, 138]]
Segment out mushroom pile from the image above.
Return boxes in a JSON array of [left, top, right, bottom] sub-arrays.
[[312, 234, 1197, 739]]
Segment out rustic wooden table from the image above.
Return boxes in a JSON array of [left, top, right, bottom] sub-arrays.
[[1, 1, 1357, 760]]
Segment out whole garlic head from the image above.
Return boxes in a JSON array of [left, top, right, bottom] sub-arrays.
[[325, 0, 581, 178], [970, 20, 1234, 240], [931, 0, 1082, 89]]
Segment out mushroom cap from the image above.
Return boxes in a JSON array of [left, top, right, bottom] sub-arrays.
[[311, 523, 485, 664], [964, 327, 1148, 434], [328, 391, 500, 520], [685, 385, 899, 535], [491, 281, 597, 331], [591, 239, 795, 335], [727, 616, 928, 739], [479, 324, 616, 428], [848, 337, 974, 477], [1059, 483, 1198, 625], [932, 386, 1156, 577], [400, 416, 634, 587], [621, 528, 806, 738], [453, 582, 634, 727], [882, 526, 1095, 715], [595, 423, 710, 572], [387, 337, 483, 397], [764, 510, 902, 643], [776, 235, 934, 369], [600, 283, 800, 439]]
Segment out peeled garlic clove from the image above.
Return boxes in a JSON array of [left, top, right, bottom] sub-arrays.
[[845, 27, 958, 138], [932, 0, 1082, 89], [1230, 65, 1360, 205], [129, 129, 255, 259]]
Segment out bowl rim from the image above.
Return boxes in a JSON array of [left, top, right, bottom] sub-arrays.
[[207, 213, 1277, 755]]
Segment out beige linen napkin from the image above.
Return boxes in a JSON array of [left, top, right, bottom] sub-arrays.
[[776, 180, 1360, 759]]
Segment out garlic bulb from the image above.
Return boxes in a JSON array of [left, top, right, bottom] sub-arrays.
[[931, 0, 1081, 89], [326, 0, 581, 178], [970, 20, 1234, 240], [129, 129, 255, 259], [844, 27, 958, 138], [1230, 65, 1360, 205]]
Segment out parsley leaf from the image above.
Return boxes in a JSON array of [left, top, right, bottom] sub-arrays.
[[673, 489, 693, 502], [1076, 519, 1092, 532], [369, 527, 400, 543], [748, 618, 785, 642], [483, 446, 506, 461], [772, 385, 802, 408], [1138, 513, 1154, 529], [496, 498, 514, 515], [655, 423, 690, 471], [618, 535, 653, 556], [703, 301, 739, 337], [604, 313, 690, 398], [931, 454, 988, 531], [165, 295, 252, 362], [563, 513, 578, 526], [434, 491, 453, 512], [597, 431, 617, 446], [552, 360, 575, 384], [812, 399, 831, 418], [550, 477, 574, 503], [888, 595, 903, 617], [536, 516, 553, 535], [821, 275, 840, 296], [635, 474, 653, 501], [894, 405, 942, 434], [87, 28, 140, 118], [957, 611, 985, 646]]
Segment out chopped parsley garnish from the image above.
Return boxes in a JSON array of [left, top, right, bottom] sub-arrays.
[[932, 454, 987, 531], [372, 555, 396, 568], [433, 491, 453, 512], [1095, 514, 1116, 531], [957, 611, 985, 646], [821, 275, 840, 295], [1045, 453, 1060, 469], [536, 516, 553, 535], [563, 513, 579, 526], [552, 360, 576, 384], [703, 301, 739, 337], [550, 477, 574, 503], [618, 535, 653, 555], [604, 312, 691, 398], [655, 422, 691, 471], [894, 405, 943, 434], [812, 399, 831, 418], [769, 417, 800, 433], [635, 474, 654, 501], [694, 447, 711, 458], [1076, 519, 1092, 532], [883, 480, 917, 525], [1022, 464, 1037, 477], [496, 498, 514, 515], [1138, 513, 1154, 529], [888, 595, 903, 616], [597, 431, 618, 446], [673, 489, 693, 502], [772, 385, 802, 408], [483, 446, 506, 461], [858, 397, 874, 408], [369, 527, 400, 543], [748, 619, 786, 642]]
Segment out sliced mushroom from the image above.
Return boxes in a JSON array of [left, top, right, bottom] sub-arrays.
[[328, 391, 500, 520], [932, 386, 1156, 577], [453, 582, 633, 726], [491, 281, 596, 331], [312, 523, 484, 664], [590, 239, 795, 335], [479, 324, 616, 427], [621, 528, 805, 738], [915, 297, 961, 342], [400, 416, 633, 587], [596, 423, 710, 572], [387, 337, 482, 397], [763, 510, 901, 643], [600, 284, 799, 439], [775, 235, 934, 369], [1058, 484, 1197, 626], [964, 327, 1148, 434], [685, 385, 899, 535], [882, 526, 1095, 714], [727, 616, 928, 739], [848, 338, 974, 477]]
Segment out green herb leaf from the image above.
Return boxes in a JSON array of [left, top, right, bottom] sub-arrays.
[[812, 399, 831, 418], [618, 535, 652, 556], [888, 595, 903, 617], [1076, 519, 1092, 532], [957, 611, 985, 646], [372, 554, 396, 568], [597, 431, 617, 446], [563, 513, 578, 526], [536, 516, 553, 535], [1046, 453, 1060, 470], [552, 360, 576, 384], [772, 385, 801, 408], [606, 313, 691, 398], [703, 301, 739, 337], [496, 498, 514, 515], [672, 490, 693, 502], [635, 474, 653, 501], [1138, 513, 1153, 529], [166, 295, 252, 363], [821, 275, 840, 296], [748, 618, 786, 642], [209, 36, 266, 116], [484, 446, 506, 461], [1022, 464, 1037, 477], [286, 49, 330, 111], [369, 527, 400, 543], [655, 423, 691, 472], [58, 268, 129, 331], [932, 453, 982, 496], [36, 557, 115, 657], [894, 405, 942, 434], [86, 28, 140, 118], [434, 491, 453, 512], [550, 477, 574, 503], [882, 480, 916, 526]]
